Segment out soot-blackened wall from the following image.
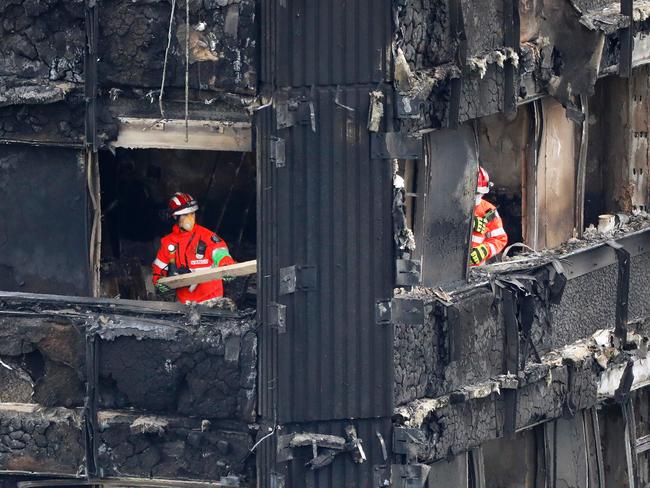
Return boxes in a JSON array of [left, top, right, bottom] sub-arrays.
[[0, 146, 89, 296], [98, 0, 257, 93]]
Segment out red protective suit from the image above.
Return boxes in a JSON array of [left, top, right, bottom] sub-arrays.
[[152, 224, 235, 304], [471, 199, 508, 266]]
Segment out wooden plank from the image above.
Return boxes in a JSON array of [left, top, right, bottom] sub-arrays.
[[158, 260, 257, 289]]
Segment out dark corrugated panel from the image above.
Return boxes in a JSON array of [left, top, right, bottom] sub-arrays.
[[258, 86, 394, 424], [278, 86, 393, 423], [257, 106, 278, 421], [260, 0, 392, 87]]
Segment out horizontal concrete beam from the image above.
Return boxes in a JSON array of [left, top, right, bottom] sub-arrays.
[[111, 118, 252, 152]]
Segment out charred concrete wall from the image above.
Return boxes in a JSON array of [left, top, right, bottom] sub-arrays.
[[0, 0, 85, 104], [0, 294, 257, 483], [394, 286, 504, 406], [0, 0, 86, 145], [0, 405, 84, 476], [393, 0, 650, 132], [98, 0, 257, 94], [394, 337, 611, 464], [97, 411, 253, 481], [0, 0, 258, 145], [630, 252, 650, 332], [395, 0, 454, 71], [0, 311, 257, 422], [394, 230, 650, 407], [96, 315, 257, 422]]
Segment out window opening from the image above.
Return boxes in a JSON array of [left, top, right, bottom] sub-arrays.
[[98, 148, 256, 308], [476, 106, 531, 258]]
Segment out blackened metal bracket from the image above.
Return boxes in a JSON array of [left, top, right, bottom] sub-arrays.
[[275, 98, 300, 129], [391, 464, 430, 487], [393, 427, 426, 462], [606, 240, 631, 346], [396, 93, 422, 119], [279, 265, 317, 295], [376, 298, 425, 325], [270, 137, 286, 168], [275, 96, 313, 130], [396, 259, 422, 286], [268, 302, 287, 333]]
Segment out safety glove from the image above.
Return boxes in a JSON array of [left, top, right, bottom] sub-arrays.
[[473, 215, 488, 234], [470, 244, 489, 265], [212, 248, 235, 282], [155, 282, 173, 295]]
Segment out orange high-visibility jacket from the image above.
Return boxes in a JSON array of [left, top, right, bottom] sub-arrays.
[[471, 199, 508, 266], [152, 224, 236, 303]]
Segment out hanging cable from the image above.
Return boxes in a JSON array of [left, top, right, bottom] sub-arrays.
[[159, 0, 177, 120], [185, 0, 190, 142]]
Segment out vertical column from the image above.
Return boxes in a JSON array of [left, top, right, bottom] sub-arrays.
[[257, 1, 396, 486]]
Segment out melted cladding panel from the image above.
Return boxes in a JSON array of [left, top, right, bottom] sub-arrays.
[[630, 252, 650, 332], [415, 125, 476, 287], [459, 0, 505, 56], [551, 264, 617, 348], [459, 65, 506, 123]]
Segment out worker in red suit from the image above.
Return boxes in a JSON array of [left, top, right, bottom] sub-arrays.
[[152, 192, 236, 306], [470, 166, 508, 266]]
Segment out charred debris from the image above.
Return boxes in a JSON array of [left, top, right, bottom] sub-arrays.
[[0, 0, 649, 487]]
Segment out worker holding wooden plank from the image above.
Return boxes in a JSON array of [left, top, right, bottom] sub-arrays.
[[152, 192, 254, 309]]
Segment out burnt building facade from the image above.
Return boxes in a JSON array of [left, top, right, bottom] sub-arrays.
[[0, 0, 649, 487]]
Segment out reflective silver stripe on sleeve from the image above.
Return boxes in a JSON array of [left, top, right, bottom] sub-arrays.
[[488, 243, 497, 256], [472, 235, 485, 244], [153, 258, 168, 269], [487, 227, 506, 237]]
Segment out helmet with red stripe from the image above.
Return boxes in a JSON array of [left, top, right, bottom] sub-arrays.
[[477, 166, 491, 195], [168, 192, 198, 217]]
